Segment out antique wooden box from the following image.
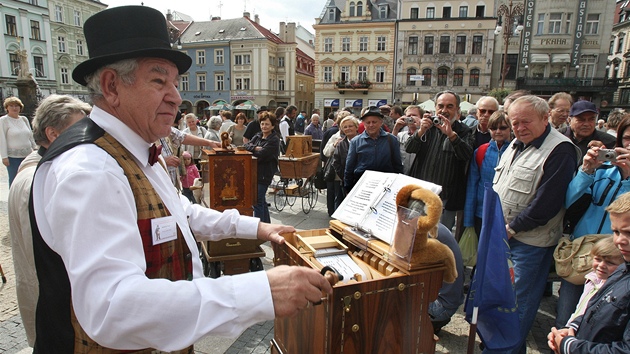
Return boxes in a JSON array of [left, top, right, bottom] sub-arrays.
[[284, 135, 313, 158], [271, 226, 444, 354]]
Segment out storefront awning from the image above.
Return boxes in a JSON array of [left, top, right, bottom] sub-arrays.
[[530, 54, 550, 63], [552, 54, 571, 63]]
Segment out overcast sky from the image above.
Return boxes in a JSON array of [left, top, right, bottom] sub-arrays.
[[103, 0, 325, 33]]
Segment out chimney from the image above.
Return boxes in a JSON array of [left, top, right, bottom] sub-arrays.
[[166, 9, 172, 21], [279, 22, 286, 42], [211, 16, 221, 21], [285, 22, 296, 43], [243, 11, 250, 19], [254, 14, 260, 24]]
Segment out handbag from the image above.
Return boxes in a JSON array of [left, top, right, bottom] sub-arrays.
[[553, 234, 608, 285], [323, 155, 336, 182]]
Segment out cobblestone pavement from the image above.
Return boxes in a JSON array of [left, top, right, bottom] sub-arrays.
[[0, 165, 557, 353]]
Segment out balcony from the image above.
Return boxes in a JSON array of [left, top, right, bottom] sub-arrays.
[[335, 80, 372, 94], [516, 77, 619, 93]]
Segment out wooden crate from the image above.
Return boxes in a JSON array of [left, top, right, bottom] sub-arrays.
[[278, 153, 320, 179], [285, 135, 313, 157]]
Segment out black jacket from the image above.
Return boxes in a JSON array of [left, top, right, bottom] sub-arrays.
[[245, 131, 280, 185]]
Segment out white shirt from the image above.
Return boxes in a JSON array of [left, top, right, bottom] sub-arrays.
[[279, 116, 290, 144], [32, 106, 273, 351]]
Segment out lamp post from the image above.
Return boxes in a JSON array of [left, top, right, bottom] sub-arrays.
[[495, 0, 524, 89], [524, 64, 529, 78]]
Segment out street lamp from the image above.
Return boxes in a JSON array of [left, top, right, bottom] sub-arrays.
[[496, 0, 524, 89], [575, 65, 580, 78], [524, 64, 529, 78]]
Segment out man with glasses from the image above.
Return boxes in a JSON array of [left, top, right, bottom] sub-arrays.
[[472, 96, 499, 149], [405, 90, 473, 232], [548, 92, 573, 131]]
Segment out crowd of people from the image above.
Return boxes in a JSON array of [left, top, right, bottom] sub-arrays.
[[2, 5, 630, 354]]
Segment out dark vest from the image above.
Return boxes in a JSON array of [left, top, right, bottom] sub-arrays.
[[29, 117, 194, 353]]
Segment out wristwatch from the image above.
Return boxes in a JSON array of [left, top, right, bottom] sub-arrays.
[[506, 225, 517, 236]]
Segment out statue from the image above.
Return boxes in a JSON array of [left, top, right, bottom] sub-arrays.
[[16, 49, 31, 80]]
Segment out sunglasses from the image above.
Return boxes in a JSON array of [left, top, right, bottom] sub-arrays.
[[479, 109, 496, 115], [490, 126, 510, 131]]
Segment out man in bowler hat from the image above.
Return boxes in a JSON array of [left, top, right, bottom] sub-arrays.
[[29, 6, 331, 353]]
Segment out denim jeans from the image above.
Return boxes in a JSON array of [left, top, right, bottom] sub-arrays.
[[555, 279, 584, 328], [254, 183, 270, 223], [483, 238, 555, 354], [6, 156, 24, 186]]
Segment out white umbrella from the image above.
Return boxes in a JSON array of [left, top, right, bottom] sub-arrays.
[[460, 101, 476, 111], [419, 99, 435, 112]]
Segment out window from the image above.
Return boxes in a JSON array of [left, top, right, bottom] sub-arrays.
[[585, 14, 599, 35], [269, 56, 275, 66], [235, 78, 243, 90], [324, 38, 333, 52], [58, 36, 66, 53], [440, 36, 450, 53], [549, 13, 562, 34], [6, 15, 17, 36], [424, 36, 434, 55], [215, 49, 224, 64], [340, 66, 350, 81], [453, 69, 463, 86], [235, 55, 243, 65], [74, 10, 81, 26], [55, 5, 63, 22], [427, 7, 435, 19], [375, 65, 385, 83], [619, 34, 625, 54], [60, 67, 69, 84], [472, 35, 483, 54], [610, 40, 616, 55], [422, 68, 432, 86], [443, 6, 451, 18], [437, 68, 448, 86], [243, 54, 251, 64], [180, 75, 189, 91], [323, 66, 333, 82], [459, 6, 468, 18], [196, 50, 205, 65], [30, 20, 41, 40], [406, 68, 417, 86], [565, 13, 572, 34], [33, 56, 44, 77], [358, 66, 367, 81], [29, 0, 37, 4], [456, 35, 466, 54], [197, 74, 206, 91], [537, 14, 545, 35], [278, 57, 285, 67], [357, 1, 363, 16], [349, 2, 355, 16], [379, 5, 387, 19], [501, 54, 518, 80], [215, 74, 224, 91], [359, 36, 368, 51], [377, 36, 386, 51], [408, 36, 418, 55], [342, 37, 351, 51], [10, 53, 19, 75], [410, 8, 419, 19], [470, 69, 480, 86], [475, 5, 485, 17], [328, 8, 335, 21], [279, 79, 285, 91], [243, 78, 250, 90], [77, 39, 84, 55]]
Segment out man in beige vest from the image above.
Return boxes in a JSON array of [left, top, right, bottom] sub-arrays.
[[493, 95, 579, 354]]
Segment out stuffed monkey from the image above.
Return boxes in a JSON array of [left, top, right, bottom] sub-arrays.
[[392, 184, 458, 283], [220, 132, 232, 150]]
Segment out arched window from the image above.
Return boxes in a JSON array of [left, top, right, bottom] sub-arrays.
[[407, 67, 417, 86], [438, 67, 448, 86], [453, 69, 464, 86], [422, 68, 432, 86], [349, 2, 355, 16], [357, 1, 363, 16], [470, 69, 480, 86]]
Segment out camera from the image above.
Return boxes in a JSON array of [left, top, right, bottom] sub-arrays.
[[432, 116, 442, 125], [597, 149, 617, 162], [405, 117, 415, 124]]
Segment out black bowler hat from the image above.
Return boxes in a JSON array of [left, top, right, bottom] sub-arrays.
[[360, 106, 384, 120], [257, 106, 268, 113], [72, 6, 192, 86]]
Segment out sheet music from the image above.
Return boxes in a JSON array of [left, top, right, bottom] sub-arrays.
[[332, 172, 391, 224], [316, 254, 366, 282]]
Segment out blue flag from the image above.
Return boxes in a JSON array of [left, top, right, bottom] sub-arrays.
[[464, 183, 520, 351]]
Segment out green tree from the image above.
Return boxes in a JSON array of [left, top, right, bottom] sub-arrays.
[[487, 88, 512, 105]]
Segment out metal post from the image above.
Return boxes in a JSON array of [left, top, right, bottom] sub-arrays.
[[497, 0, 524, 89]]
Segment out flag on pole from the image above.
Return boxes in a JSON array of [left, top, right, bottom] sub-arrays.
[[464, 183, 520, 351]]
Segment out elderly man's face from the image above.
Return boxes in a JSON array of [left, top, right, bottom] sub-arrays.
[[435, 93, 460, 121], [549, 99, 571, 127], [570, 112, 597, 140], [476, 98, 498, 132], [114, 58, 182, 143], [509, 101, 549, 145], [363, 115, 383, 137]]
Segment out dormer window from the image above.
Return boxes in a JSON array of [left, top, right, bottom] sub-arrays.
[[328, 8, 336, 21], [357, 1, 363, 16], [379, 5, 388, 19], [349, 2, 355, 16]]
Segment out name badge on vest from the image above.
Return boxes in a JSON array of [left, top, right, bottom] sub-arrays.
[[151, 216, 178, 245]]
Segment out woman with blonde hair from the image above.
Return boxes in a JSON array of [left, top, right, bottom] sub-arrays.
[[1, 97, 36, 185]]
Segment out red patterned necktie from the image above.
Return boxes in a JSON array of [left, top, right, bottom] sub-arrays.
[[148, 144, 162, 166]]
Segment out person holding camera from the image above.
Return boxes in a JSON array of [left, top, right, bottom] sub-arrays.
[[561, 100, 616, 161], [556, 115, 630, 330], [392, 105, 423, 175]]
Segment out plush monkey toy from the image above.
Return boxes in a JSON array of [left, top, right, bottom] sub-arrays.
[[220, 132, 232, 150], [392, 184, 457, 283]]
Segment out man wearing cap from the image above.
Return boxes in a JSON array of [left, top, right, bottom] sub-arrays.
[[29, 6, 331, 353], [343, 106, 403, 193], [562, 100, 615, 161], [242, 105, 267, 144], [379, 104, 395, 132]]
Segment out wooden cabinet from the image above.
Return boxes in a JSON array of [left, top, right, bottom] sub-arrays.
[[271, 226, 444, 354], [202, 150, 257, 216]]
